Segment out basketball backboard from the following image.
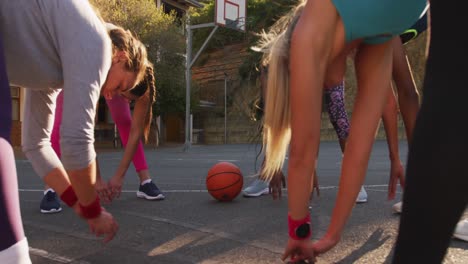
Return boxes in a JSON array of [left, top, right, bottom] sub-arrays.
[[215, 0, 246, 32]]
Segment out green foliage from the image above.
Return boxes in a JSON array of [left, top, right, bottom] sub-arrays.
[[189, 0, 299, 78], [91, 0, 186, 116]]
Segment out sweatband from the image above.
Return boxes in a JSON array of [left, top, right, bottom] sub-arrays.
[[60, 186, 78, 207], [79, 196, 102, 219], [288, 213, 311, 240]]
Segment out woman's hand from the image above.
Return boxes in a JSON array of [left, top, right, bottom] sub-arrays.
[[282, 239, 316, 263], [387, 159, 405, 200], [95, 177, 112, 204], [86, 208, 119, 243], [310, 233, 340, 257], [72, 203, 119, 243], [268, 169, 286, 200], [108, 175, 124, 201], [108, 175, 123, 200]]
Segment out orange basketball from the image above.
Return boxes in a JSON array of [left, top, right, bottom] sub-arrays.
[[206, 162, 243, 202]]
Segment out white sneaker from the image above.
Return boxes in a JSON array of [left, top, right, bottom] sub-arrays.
[[454, 219, 468, 242], [356, 186, 368, 203], [243, 179, 269, 197], [0, 238, 32, 264], [393, 201, 403, 214]]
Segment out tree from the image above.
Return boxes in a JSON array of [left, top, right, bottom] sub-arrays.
[[188, 0, 299, 79], [91, 0, 188, 116]]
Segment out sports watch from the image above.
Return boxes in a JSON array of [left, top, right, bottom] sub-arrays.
[[295, 222, 311, 239], [288, 213, 312, 240]]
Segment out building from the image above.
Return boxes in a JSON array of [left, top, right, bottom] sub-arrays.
[[157, 0, 203, 17]]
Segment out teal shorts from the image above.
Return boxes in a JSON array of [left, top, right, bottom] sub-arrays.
[[332, 0, 428, 44]]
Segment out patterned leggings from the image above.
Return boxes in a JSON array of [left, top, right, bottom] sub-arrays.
[[324, 81, 350, 140]]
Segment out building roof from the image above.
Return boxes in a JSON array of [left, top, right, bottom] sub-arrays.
[[163, 0, 203, 10]]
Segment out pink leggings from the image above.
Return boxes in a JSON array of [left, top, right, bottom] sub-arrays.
[[51, 91, 148, 172]]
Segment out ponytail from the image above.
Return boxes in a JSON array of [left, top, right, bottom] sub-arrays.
[[252, 1, 306, 181], [143, 65, 156, 143]]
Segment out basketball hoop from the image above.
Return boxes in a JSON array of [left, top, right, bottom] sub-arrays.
[[216, 0, 247, 32]]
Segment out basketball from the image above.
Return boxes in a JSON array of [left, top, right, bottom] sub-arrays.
[[206, 162, 243, 202]]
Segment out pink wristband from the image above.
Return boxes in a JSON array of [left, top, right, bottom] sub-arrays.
[[79, 196, 102, 219], [60, 186, 78, 207], [288, 213, 311, 240]]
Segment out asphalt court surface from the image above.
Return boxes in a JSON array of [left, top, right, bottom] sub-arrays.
[[15, 141, 468, 263]]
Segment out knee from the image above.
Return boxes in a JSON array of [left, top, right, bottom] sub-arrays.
[[60, 129, 95, 170], [60, 142, 95, 170], [324, 77, 344, 89], [399, 88, 420, 103], [21, 138, 44, 156]]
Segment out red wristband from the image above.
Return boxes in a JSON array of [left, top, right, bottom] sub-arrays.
[[79, 196, 102, 219], [288, 213, 311, 240], [60, 186, 78, 207]]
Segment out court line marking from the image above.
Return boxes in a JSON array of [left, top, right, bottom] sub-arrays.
[[19, 184, 395, 194], [29, 247, 91, 264]]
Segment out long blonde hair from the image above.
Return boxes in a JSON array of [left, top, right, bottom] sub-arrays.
[[253, 0, 306, 181]]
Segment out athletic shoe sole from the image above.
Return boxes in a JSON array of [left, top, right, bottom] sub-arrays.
[[356, 187, 368, 203], [453, 233, 468, 242], [40, 207, 62, 214], [355, 198, 368, 203], [242, 187, 269, 197], [136, 192, 165, 200], [392, 202, 403, 214]]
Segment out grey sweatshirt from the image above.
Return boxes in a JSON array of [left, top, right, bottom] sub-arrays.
[[0, 0, 112, 177]]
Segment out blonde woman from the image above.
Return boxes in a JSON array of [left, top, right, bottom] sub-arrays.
[[1, 0, 150, 245], [255, 0, 427, 261]]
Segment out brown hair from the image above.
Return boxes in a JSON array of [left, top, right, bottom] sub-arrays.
[[90, 4, 154, 140], [135, 64, 156, 143], [108, 26, 154, 142], [108, 27, 149, 85], [90, 1, 148, 83]]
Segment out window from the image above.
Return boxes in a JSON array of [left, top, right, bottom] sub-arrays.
[[10, 86, 20, 121]]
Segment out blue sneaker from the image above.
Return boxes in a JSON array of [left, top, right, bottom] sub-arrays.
[[243, 179, 269, 197], [40, 189, 62, 214], [137, 181, 165, 200]]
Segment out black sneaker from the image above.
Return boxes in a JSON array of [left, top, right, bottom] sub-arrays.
[[40, 190, 62, 214], [136, 181, 165, 200]]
